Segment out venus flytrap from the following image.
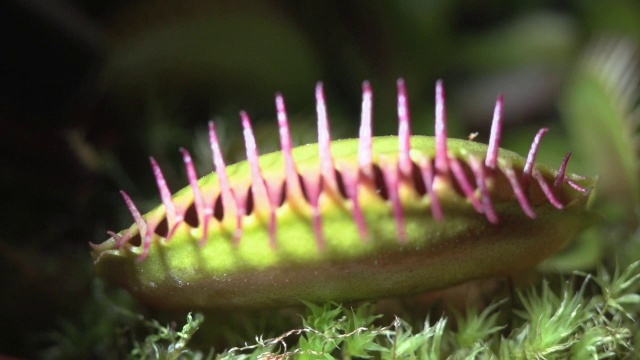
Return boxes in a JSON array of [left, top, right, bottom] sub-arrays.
[[92, 79, 595, 310]]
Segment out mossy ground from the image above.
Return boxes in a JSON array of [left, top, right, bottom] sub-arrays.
[[42, 231, 640, 359], [130, 260, 640, 359]]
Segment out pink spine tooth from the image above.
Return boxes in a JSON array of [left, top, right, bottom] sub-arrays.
[[180, 148, 211, 244], [302, 174, 326, 249], [382, 162, 407, 243], [521, 128, 549, 189], [117, 190, 146, 248], [359, 81, 374, 177], [298, 82, 337, 250], [485, 95, 504, 169], [534, 171, 564, 209], [276, 93, 303, 200], [209, 121, 244, 243], [139, 226, 153, 261], [469, 156, 499, 224], [449, 158, 484, 213], [434, 80, 449, 174], [119, 190, 155, 260], [140, 216, 165, 261], [553, 152, 572, 191], [567, 179, 588, 193], [142, 213, 161, 259], [241, 112, 278, 249], [239, 113, 264, 196], [504, 167, 536, 218], [150, 157, 183, 239], [316, 82, 337, 191], [276, 88, 325, 249], [397, 78, 412, 176], [346, 80, 375, 240], [106, 230, 123, 245], [418, 157, 443, 221]]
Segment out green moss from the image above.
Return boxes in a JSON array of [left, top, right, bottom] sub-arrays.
[[97, 259, 639, 359]]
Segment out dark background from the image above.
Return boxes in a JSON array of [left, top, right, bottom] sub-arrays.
[[2, 0, 640, 357]]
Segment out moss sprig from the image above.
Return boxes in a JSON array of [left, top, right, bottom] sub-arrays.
[[186, 261, 640, 359]]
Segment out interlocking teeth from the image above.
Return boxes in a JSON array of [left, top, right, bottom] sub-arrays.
[[241, 112, 278, 249], [522, 128, 549, 189], [109, 80, 585, 259], [485, 95, 504, 170], [208, 121, 244, 245], [343, 81, 374, 241], [434, 80, 449, 174]]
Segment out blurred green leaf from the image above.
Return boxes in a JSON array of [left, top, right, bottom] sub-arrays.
[[561, 37, 640, 220]]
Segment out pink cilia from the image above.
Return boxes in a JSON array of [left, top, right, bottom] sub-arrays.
[[106, 79, 590, 260]]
